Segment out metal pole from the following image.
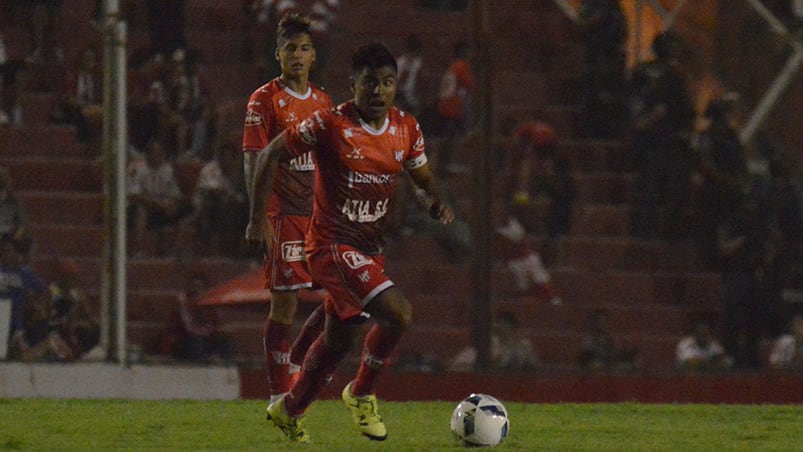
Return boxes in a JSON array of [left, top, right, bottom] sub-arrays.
[[468, 0, 493, 372], [739, 0, 803, 143], [99, 0, 119, 361], [113, 20, 128, 366]]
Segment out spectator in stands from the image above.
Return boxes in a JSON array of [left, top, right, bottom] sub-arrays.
[[676, 319, 733, 371], [47, 258, 101, 360], [435, 41, 473, 175], [127, 139, 189, 257], [157, 272, 233, 363], [25, 0, 64, 63], [578, 0, 627, 139], [183, 139, 248, 257], [494, 202, 561, 305], [145, 0, 186, 62], [688, 96, 748, 269], [628, 31, 695, 239], [50, 46, 103, 147], [768, 312, 803, 370], [171, 48, 213, 161], [0, 234, 47, 348], [449, 311, 539, 372], [505, 121, 575, 266], [308, 0, 339, 80], [395, 33, 424, 116], [0, 32, 23, 126], [128, 54, 179, 157], [8, 293, 73, 362], [578, 309, 639, 372], [717, 192, 778, 369], [0, 166, 33, 259]]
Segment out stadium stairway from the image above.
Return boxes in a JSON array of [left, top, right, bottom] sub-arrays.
[[0, 0, 723, 374]]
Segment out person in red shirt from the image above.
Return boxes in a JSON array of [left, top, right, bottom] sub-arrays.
[[246, 42, 455, 443], [435, 40, 473, 175], [241, 13, 332, 408]]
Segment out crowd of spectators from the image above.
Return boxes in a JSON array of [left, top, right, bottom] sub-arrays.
[[1, 1, 802, 375]]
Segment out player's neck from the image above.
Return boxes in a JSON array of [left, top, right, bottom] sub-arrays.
[[280, 75, 309, 95]]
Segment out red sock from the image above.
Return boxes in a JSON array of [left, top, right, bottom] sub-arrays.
[[264, 318, 291, 396], [351, 324, 402, 396], [285, 336, 348, 417], [289, 304, 326, 367]]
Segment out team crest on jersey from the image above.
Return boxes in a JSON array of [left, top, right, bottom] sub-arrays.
[[394, 150, 404, 162], [342, 250, 373, 269], [245, 109, 262, 126], [298, 119, 316, 144], [282, 241, 305, 262]]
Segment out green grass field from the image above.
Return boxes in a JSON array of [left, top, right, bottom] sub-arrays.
[[1, 399, 801, 451]]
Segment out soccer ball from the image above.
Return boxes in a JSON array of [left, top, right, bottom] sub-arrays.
[[450, 393, 510, 447]]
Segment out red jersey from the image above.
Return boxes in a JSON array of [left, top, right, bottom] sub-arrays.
[[284, 101, 428, 254], [436, 58, 474, 120], [242, 78, 332, 216]]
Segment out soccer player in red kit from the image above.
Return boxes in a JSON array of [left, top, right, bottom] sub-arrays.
[[242, 13, 332, 407], [246, 42, 455, 443]]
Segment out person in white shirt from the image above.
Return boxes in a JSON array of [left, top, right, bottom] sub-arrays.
[[768, 313, 803, 370], [676, 320, 733, 371]]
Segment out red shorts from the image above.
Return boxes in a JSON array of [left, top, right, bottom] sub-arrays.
[[306, 244, 394, 320], [263, 215, 312, 291]]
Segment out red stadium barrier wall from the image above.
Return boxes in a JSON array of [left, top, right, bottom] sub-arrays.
[[240, 369, 803, 404]]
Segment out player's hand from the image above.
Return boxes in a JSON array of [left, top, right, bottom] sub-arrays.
[[245, 218, 272, 246], [430, 200, 455, 225]]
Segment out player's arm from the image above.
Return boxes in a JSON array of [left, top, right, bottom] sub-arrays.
[[407, 163, 455, 225], [245, 132, 292, 245], [243, 151, 258, 205]]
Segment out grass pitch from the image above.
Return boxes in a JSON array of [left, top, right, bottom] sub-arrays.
[[1, 399, 801, 451]]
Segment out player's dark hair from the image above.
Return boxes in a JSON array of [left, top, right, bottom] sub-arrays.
[[352, 42, 397, 75], [276, 12, 313, 45]]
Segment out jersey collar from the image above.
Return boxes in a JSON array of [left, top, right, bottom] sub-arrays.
[[358, 116, 390, 135]]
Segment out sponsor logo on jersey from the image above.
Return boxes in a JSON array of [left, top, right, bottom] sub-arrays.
[[245, 109, 262, 126], [347, 171, 392, 187], [289, 152, 315, 171], [285, 112, 298, 125], [341, 198, 389, 222], [282, 241, 306, 262], [342, 250, 374, 269]]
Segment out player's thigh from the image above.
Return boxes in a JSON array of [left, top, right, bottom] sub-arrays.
[[364, 286, 412, 330]]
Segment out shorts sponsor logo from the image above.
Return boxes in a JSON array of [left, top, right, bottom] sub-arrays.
[[342, 250, 373, 269], [282, 241, 306, 262]]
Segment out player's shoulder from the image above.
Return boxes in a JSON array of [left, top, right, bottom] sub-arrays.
[[249, 78, 282, 101], [390, 107, 422, 130]]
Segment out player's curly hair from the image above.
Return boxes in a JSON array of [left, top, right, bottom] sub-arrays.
[[276, 12, 312, 44], [351, 42, 397, 74]]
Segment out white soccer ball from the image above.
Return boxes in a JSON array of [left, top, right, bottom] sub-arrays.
[[450, 393, 510, 447]]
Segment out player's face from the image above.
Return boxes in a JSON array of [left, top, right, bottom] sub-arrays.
[[276, 33, 316, 79], [351, 65, 397, 124]]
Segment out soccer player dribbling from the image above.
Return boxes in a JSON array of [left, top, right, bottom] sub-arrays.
[[246, 42, 455, 443], [241, 13, 332, 409]]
